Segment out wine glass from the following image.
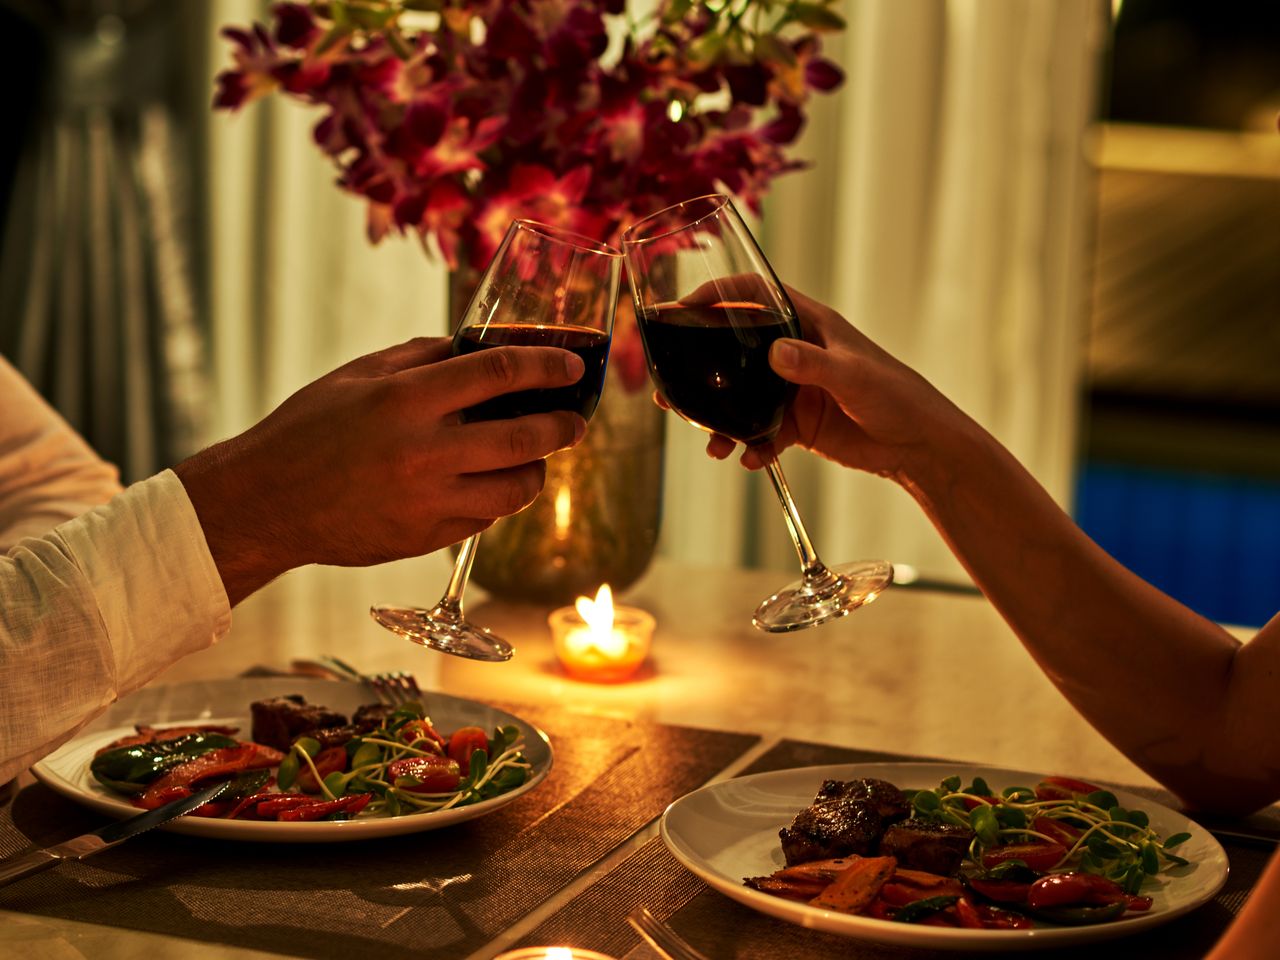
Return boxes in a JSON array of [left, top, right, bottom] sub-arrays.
[[622, 194, 893, 631], [372, 219, 623, 660]]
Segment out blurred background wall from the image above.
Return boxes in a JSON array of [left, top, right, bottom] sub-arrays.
[[1, 0, 1277, 626]]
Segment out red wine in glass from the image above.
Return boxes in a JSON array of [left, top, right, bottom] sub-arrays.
[[454, 323, 611, 422], [623, 193, 893, 632], [371, 219, 622, 661], [639, 301, 797, 445]]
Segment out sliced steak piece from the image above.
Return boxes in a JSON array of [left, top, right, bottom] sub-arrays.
[[777, 778, 911, 866], [814, 778, 911, 821], [879, 818, 975, 876], [250, 695, 348, 751]]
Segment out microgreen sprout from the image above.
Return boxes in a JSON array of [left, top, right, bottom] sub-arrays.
[[905, 776, 1194, 894]]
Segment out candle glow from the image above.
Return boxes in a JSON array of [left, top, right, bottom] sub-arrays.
[[549, 584, 654, 682]]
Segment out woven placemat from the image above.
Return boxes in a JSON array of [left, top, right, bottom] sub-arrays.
[[513, 738, 1276, 959], [0, 704, 757, 960]]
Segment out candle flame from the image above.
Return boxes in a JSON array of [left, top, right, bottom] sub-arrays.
[[573, 584, 626, 656], [554, 484, 572, 540]]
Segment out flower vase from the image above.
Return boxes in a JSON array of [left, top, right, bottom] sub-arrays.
[[448, 268, 664, 606]]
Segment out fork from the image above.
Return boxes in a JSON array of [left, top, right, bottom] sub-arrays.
[[368, 671, 423, 706], [296, 656, 423, 706], [627, 906, 710, 960]]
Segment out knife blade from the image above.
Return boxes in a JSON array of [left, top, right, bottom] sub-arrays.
[[0, 779, 231, 887]]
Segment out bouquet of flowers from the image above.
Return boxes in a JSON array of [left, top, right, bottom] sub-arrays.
[[213, 0, 846, 602], [214, 0, 845, 272]]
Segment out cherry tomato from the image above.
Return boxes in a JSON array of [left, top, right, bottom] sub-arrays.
[[1034, 776, 1104, 801], [388, 755, 461, 793], [447, 726, 490, 775], [1032, 815, 1084, 847], [1028, 872, 1154, 912], [981, 841, 1067, 872], [399, 720, 445, 751], [297, 746, 348, 793]]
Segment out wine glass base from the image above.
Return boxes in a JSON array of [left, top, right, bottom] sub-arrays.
[[370, 604, 514, 662], [752, 560, 894, 633]]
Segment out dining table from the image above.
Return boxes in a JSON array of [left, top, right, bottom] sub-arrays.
[[1, 554, 1274, 960]]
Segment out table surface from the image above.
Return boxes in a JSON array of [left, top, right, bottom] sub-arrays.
[[0, 556, 1265, 959]]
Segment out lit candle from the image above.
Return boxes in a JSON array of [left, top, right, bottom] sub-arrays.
[[549, 584, 654, 683]]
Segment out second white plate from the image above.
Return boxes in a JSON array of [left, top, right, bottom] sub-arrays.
[[661, 761, 1228, 952]]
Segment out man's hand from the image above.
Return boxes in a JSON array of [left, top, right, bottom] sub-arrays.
[[175, 337, 588, 605]]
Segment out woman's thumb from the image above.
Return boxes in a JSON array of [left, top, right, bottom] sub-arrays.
[[770, 338, 822, 383]]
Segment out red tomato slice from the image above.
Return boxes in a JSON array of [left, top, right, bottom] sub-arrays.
[[980, 841, 1067, 873], [1031, 815, 1084, 847], [446, 726, 490, 776], [1034, 776, 1104, 801], [388, 755, 461, 793], [297, 746, 349, 793]]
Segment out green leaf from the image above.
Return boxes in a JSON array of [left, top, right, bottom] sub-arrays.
[[1126, 809, 1150, 829], [969, 805, 1000, 846], [913, 791, 941, 814], [1141, 841, 1160, 875], [1163, 831, 1191, 849], [1085, 790, 1119, 810], [752, 32, 796, 66], [791, 2, 846, 31], [967, 777, 992, 797], [940, 775, 962, 793], [294, 737, 322, 758], [994, 805, 1027, 830], [276, 753, 300, 791], [350, 741, 382, 770], [324, 771, 348, 797], [895, 896, 959, 924]]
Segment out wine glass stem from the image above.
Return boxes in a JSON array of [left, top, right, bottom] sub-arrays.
[[763, 454, 827, 580], [436, 533, 481, 619]]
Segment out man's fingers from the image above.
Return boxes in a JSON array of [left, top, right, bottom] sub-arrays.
[[444, 461, 550, 520], [343, 337, 452, 377], [442, 412, 586, 473], [407, 346, 585, 414]]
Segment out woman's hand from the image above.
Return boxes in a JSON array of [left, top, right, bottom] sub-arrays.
[[175, 336, 587, 604], [703, 286, 971, 486]]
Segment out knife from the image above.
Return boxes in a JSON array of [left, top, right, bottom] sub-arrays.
[[0, 779, 231, 887]]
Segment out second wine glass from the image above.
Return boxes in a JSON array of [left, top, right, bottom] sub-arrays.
[[622, 194, 893, 632], [371, 219, 622, 661]]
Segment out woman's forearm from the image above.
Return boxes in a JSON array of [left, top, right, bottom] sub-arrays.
[[900, 417, 1272, 813]]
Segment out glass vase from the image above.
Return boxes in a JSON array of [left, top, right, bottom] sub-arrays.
[[448, 267, 664, 606]]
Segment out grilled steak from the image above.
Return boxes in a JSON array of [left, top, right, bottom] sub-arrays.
[[778, 778, 910, 866], [879, 818, 975, 875], [250, 695, 348, 751]]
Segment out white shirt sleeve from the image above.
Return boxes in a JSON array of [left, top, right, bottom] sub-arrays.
[[0, 358, 232, 782]]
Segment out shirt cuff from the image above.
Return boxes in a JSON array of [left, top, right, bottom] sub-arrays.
[[58, 469, 233, 694]]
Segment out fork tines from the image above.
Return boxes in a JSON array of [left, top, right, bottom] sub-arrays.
[[369, 671, 423, 707]]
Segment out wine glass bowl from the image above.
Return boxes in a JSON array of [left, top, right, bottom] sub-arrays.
[[372, 219, 622, 660], [622, 194, 893, 632]]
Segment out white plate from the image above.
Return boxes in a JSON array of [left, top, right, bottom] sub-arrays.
[[661, 762, 1229, 952], [31, 677, 553, 843]]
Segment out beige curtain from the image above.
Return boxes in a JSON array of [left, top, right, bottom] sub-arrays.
[[661, 0, 1106, 584], [198, 0, 1105, 587]]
